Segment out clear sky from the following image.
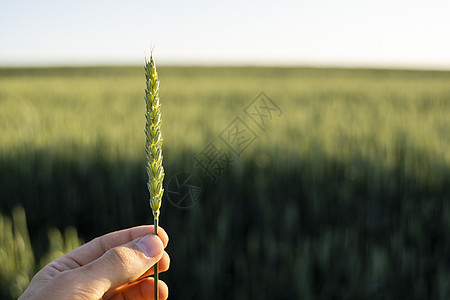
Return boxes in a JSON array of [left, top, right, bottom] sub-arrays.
[[1, 0, 450, 68]]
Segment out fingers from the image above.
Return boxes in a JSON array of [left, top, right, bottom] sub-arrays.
[[107, 278, 169, 300], [65, 225, 169, 267], [137, 251, 170, 280], [65, 234, 164, 297]]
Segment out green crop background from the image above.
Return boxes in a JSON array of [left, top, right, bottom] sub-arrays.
[[0, 66, 449, 299]]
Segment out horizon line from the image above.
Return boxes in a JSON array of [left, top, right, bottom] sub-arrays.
[[1, 61, 450, 72]]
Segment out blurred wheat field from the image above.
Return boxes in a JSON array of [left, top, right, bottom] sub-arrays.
[[1, 66, 450, 299], [1, 67, 450, 164]]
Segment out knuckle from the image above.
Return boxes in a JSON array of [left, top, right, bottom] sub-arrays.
[[53, 268, 79, 283], [105, 246, 133, 272]]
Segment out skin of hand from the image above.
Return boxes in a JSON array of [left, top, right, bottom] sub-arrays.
[[19, 225, 170, 300]]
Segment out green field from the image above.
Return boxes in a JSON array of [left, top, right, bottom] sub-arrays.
[[1, 66, 449, 299]]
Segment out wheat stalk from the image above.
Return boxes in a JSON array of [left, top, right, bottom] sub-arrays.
[[144, 52, 164, 299]]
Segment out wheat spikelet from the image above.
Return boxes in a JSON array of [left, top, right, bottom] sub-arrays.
[[144, 54, 164, 219], [144, 53, 164, 299]]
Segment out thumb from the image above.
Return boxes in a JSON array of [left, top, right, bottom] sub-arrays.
[[72, 234, 164, 296]]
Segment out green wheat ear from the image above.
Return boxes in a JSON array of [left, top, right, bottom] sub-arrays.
[[144, 52, 164, 299], [145, 54, 164, 218]]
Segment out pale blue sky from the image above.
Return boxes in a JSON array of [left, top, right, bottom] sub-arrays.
[[1, 0, 449, 68]]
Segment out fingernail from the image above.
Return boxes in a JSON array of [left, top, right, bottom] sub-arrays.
[[136, 235, 162, 258]]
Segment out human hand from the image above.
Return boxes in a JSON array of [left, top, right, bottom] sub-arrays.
[[19, 225, 170, 300]]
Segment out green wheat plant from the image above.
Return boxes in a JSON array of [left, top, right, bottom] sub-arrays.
[[144, 52, 164, 299]]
